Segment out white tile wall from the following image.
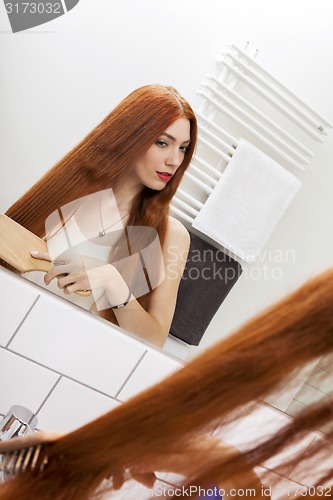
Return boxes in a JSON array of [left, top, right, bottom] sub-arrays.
[[285, 352, 333, 425], [0, 268, 186, 497], [155, 472, 187, 488], [283, 434, 332, 487], [256, 467, 308, 500], [213, 403, 291, 452], [293, 383, 326, 406], [311, 370, 333, 395], [213, 404, 323, 495], [0, 348, 58, 415], [286, 399, 307, 416], [318, 374, 333, 393], [263, 359, 320, 412], [0, 267, 182, 432], [118, 349, 183, 401], [102, 478, 167, 500], [317, 352, 333, 375], [36, 377, 120, 432], [9, 294, 149, 396], [3, 267, 327, 497], [0, 269, 39, 346], [284, 357, 333, 434]]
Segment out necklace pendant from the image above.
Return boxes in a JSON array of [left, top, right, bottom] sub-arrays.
[[98, 230, 106, 237]]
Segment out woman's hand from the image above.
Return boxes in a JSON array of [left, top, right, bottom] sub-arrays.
[[30, 250, 110, 294], [30, 251, 130, 308]]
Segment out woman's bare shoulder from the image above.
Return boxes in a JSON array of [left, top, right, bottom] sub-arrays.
[[166, 216, 190, 249]]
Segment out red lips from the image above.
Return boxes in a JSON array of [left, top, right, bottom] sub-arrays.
[[156, 172, 173, 182]]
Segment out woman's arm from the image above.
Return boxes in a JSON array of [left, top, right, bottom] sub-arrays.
[[112, 217, 190, 347], [31, 217, 190, 347]]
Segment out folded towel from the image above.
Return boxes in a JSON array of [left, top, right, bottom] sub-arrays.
[[169, 233, 242, 346], [192, 139, 301, 262]]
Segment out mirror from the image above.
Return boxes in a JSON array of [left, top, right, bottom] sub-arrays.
[[1, 1, 332, 377]]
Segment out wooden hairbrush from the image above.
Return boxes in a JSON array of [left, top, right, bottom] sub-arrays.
[[0, 214, 90, 296]]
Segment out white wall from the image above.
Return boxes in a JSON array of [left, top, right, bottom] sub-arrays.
[[1, 0, 332, 355]]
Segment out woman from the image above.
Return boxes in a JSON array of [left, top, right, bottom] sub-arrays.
[[5, 85, 198, 347], [1, 269, 333, 499]]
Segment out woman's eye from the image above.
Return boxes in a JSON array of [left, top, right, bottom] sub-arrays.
[[156, 140, 168, 147], [180, 146, 188, 153]]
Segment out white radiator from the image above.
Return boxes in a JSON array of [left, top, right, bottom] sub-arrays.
[[170, 43, 332, 228]]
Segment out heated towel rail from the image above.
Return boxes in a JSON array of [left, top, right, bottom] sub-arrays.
[[170, 43, 332, 226]]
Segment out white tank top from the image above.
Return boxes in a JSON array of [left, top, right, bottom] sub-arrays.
[[23, 213, 114, 311]]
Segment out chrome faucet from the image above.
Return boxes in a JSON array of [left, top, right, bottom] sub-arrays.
[[0, 405, 38, 482]]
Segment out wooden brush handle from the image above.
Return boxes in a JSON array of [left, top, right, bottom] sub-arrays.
[[0, 215, 90, 297]]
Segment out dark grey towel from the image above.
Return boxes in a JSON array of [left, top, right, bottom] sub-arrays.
[[169, 232, 243, 345]]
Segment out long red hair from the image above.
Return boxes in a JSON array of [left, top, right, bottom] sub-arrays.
[[5, 84, 197, 240], [1, 269, 333, 499], [5, 85, 198, 322]]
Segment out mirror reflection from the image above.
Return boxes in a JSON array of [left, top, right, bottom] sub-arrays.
[[1, 3, 333, 446], [3, 85, 198, 349], [2, 54, 331, 359]]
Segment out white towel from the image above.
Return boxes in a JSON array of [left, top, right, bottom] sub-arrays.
[[192, 139, 301, 262]]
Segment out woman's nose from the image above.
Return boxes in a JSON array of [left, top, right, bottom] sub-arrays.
[[166, 148, 183, 168]]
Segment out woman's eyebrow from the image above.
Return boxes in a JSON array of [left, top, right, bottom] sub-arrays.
[[162, 133, 191, 144]]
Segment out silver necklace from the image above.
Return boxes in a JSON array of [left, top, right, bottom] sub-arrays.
[[98, 195, 129, 238]]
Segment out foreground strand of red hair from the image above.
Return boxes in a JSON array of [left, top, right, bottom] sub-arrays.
[[1, 269, 333, 499]]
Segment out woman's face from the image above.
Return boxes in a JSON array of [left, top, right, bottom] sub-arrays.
[[132, 117, 191, 191]]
